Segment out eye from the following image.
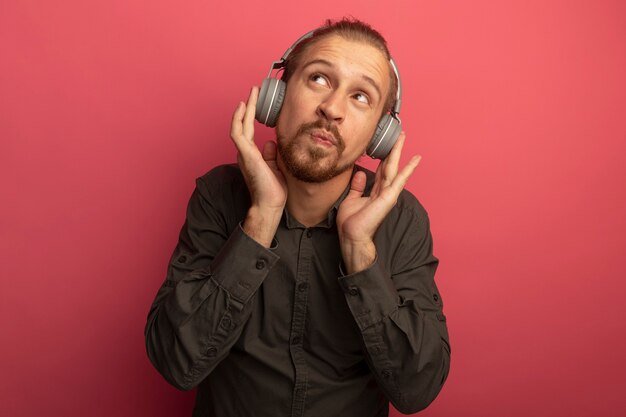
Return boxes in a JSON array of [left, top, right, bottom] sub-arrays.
[[353, 92, 370, 105], [310, 74, 329, 86]]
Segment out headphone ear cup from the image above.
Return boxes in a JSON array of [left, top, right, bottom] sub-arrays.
[[255, 78, 286, 127], [367, 114, 402, 159]]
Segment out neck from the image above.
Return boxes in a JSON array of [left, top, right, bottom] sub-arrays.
[[279, 158, 354, 228]]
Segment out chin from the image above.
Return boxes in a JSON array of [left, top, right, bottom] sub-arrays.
[[288, 153, 354, 184], [277, 127, 356, 183]]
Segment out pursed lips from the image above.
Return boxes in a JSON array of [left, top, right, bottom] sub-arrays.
[[309, 129, 337, 146]]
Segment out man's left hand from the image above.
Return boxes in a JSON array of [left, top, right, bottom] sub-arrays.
[[336, 133, 421, 274]]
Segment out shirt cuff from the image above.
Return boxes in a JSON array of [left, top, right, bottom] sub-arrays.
[[210, 223, 279, 308], [337, 258, 399, 330]]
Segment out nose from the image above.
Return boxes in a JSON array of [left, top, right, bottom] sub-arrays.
[[316, 90, 345, 123]]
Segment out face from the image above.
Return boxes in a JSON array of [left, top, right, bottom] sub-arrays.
[[276, 35, 391, 183]]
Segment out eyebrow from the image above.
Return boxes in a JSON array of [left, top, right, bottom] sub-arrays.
[[301, 59, 383, 102]]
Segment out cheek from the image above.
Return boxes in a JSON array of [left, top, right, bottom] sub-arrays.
[[350, 119, 378, 148], [341, 132, 371, 160], [278, 94, 309, 132]]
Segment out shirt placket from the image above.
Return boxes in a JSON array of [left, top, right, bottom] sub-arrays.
[[289, 227, 313, 417]]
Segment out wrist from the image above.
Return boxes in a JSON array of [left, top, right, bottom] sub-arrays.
[[243, 206, 283, 248], [340, 239, 376, 274]]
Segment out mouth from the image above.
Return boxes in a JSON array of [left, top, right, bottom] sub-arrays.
[[309, 129, 337, 147]]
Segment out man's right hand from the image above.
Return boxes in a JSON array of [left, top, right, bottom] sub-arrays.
[[230, 86, 287, 247]]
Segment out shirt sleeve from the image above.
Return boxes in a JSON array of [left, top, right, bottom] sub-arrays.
[[144, 173, 279, 391], [337, 195, 451, 414]]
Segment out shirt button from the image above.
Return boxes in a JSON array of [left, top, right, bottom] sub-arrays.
[[207, 346, 217, 357], [256, 259, 266, 270], [348, 287, 359, 296], [295, 388, 304, 397], [221, 316, 232, 329], [382, 369, 392, 379], [291, 336, 301, 345], [298, 282, 308, 292], [306, 229, 313, 238], [177, 255, 187, 263], [433, 294, 439, 302]]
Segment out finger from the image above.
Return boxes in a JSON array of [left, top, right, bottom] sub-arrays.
[[383, 132, 406, 184], [242, 86, 259, 139], [371, 161, 384, 198], [390, 155, 421, 194], [346, 171, 367, 200], [230, 101, 245, 143]]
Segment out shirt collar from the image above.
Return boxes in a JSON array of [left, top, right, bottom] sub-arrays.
[[282, 165, 374, 230]]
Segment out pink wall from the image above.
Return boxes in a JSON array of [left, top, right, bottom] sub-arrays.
[[2, 1, 625, 416]]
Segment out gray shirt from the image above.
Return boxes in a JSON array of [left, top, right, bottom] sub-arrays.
[[145, 164, 450, 417]]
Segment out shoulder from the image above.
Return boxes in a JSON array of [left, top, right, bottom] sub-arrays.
[[190, 164, 250, 224], [196, 163, 244, 189], [396, 189, 430, 224], [194, 164, 248, 199]]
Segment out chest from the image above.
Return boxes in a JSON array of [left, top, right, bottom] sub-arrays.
[[237, 226, 364, 361]]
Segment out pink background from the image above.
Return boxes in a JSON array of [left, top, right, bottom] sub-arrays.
[[2, 1, 625, 416]]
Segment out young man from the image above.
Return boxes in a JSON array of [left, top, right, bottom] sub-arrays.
[[145, 19, 450, 417]]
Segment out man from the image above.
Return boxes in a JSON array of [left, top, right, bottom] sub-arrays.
[[145, 18, 450, 417]]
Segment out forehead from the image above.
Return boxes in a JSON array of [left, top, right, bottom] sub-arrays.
[[296, 35, 391, 93]]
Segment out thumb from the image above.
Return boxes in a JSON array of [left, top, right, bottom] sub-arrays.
[[262, 141, 277, 162], [346, 171, 366, 199]]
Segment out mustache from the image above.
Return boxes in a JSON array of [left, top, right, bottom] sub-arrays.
[[296, 120, 345, 151]]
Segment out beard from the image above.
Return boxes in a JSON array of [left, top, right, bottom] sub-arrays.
[[276, 119, 356, 183]]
